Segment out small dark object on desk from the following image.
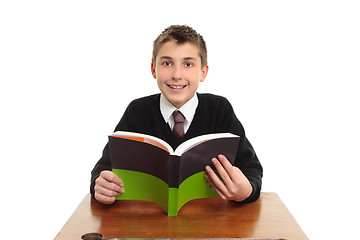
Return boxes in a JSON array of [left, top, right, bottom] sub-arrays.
[[81, 232, 103, 240]]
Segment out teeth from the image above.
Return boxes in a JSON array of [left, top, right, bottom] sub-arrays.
[[169, 85, 185, 89]]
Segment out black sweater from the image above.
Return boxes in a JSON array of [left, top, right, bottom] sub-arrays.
[[90, 93, 263, 203]]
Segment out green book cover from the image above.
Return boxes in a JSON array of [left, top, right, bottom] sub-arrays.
[[109, 131, 240, 216]]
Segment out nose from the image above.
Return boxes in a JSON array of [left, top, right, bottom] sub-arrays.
[[172, 65, 182, 81]]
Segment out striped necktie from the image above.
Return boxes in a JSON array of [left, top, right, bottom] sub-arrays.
[[172, 110, 185, 138]]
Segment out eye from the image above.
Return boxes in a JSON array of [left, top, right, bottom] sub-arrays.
[[163, 61, 171, 66], [185, 62, 193, 67]]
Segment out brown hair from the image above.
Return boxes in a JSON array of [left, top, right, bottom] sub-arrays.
[[152, 25, 208, 68]]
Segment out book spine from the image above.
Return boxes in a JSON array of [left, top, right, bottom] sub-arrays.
[[168, 155, 181, 216], [168, 155, 180, 188], [167, 188, 179, 216]]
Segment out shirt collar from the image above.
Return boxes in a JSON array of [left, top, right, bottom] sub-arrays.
[[160, 93, 198, 124]]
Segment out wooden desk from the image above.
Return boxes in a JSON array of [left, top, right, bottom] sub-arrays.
[[55, 192, 308, 240]]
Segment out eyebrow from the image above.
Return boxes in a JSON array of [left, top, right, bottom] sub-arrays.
[[159, 56, 197, 61], [184, 57, 197, 61]]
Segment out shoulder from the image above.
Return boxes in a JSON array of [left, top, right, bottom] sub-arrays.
[[116, 94, 161, 131], [128, 93, 160, 105], [127, 94, 160, 110], [122, 94, 161, 120], [196, 93, 243, 134], [198, 93, 231, 104], [197, 93, 233, 111]]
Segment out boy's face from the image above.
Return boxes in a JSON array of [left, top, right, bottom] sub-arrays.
[[151, 41, 208, 109]]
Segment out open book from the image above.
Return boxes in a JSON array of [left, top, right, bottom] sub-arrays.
[[108, 131, 240, 216]]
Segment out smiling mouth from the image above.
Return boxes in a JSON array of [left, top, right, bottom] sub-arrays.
[[168, 84, 187, 89]]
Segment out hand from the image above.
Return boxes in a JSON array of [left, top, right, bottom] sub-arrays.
[[205, 154, 252, 202], [94, 170, 125, 204]]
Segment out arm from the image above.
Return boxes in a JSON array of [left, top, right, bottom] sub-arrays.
[[206, 95, 263, 203], [90, 105, 133, 203]]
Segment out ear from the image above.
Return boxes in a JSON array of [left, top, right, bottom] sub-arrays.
[[151, 62, 156, 79], [200, 65, 209, 82]]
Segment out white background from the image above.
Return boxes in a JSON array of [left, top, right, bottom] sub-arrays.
[[1, 1, 359, 239]]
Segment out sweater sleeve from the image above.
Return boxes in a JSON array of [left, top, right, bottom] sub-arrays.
[[90, 105, 132, 195], [220, 98, 263, 203]]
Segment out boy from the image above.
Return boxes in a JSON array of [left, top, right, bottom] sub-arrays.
[[90, 25, 263, 205]]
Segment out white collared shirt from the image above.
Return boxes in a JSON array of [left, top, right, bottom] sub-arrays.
[[160, 94, 198, 134]]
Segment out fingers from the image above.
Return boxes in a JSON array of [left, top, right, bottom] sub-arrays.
[[95, 177, 123, 197], [205, 154, 253, 201], [94, 170, 125, 204], [204, 168, 227, 200], [205, 157, 231, 199], [101, 170, 124, 188], [94, 192, 117, 205], [212, 155, 234, 185]]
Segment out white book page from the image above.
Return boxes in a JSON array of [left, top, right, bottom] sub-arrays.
[[174, 132, 239, 156]]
